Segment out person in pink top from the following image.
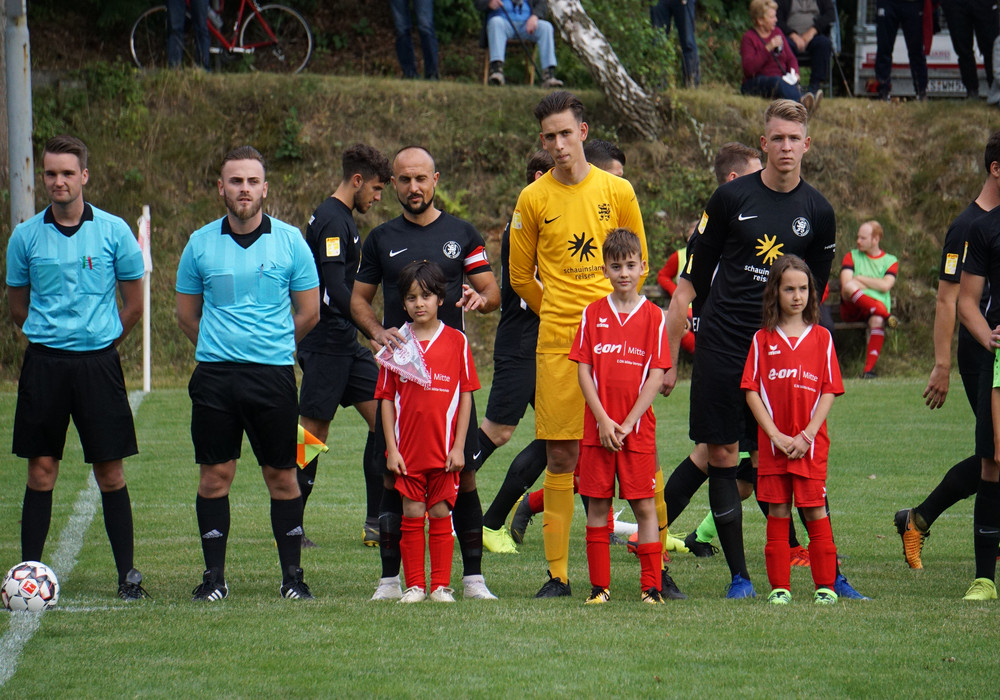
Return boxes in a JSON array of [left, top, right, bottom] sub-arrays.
[[740, 0, 820, 113]]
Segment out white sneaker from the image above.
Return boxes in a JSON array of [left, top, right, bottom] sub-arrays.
[[462, 574, 498, 600], [371, 575, 402, 601], [429, 586, 456, 603], [399, 586, 427, 603]]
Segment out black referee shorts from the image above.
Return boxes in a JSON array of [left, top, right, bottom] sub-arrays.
[[189, 362, 298, 469], [297, 344, 378, 421], [484, 353, 535, 426], [13, 343, 137, 463]]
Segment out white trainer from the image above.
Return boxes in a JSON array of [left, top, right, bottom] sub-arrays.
[[429, 586, 456, 603], [462, 574, 498, 600], [371, 575, 403, 601], [399, 586, 427, 603]]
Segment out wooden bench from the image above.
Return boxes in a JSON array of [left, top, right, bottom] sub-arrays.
[[483, 41, 536, 85]]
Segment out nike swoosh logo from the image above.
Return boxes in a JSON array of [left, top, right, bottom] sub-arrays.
[[714, 508, 735, 518], [738, 213, 757, 221], [389, 248, 408, 257], [353, 236, 360, 244], [978, 528, 1000, 535], [472, 451, 482, 460], [544, 216, 561, 224]]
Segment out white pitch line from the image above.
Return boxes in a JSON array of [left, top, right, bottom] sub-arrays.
[[0, 390, 147, 687]]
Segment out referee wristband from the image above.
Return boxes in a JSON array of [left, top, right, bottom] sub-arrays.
[[800, 431, 814, 445]]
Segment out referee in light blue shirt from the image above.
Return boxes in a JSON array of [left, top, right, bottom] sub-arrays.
[[176, 145, 319, 602], [5, 134, 148, 601]]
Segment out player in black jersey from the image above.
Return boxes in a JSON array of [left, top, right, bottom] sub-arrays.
[[896, 131, 1000, 571], [955, 132, 1000, 600], [480, 150, 552, 554], [668, 100, 836, 598], [298, 144, 392, 549], [351, 146, 501, 600], [661, 143, 762, 541]]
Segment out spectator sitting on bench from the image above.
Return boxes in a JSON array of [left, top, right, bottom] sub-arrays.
[[476, 0, 563, 87], [775, 0, 834, 98], [839, 220, 898, 378]]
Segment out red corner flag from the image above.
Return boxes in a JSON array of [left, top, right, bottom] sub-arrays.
[[297, 424, 329, 469]]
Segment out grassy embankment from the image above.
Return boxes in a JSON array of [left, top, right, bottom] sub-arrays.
[[1, 67, 997, 385]]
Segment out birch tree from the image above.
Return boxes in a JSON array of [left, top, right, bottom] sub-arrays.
[[547, 0, 664, 140]]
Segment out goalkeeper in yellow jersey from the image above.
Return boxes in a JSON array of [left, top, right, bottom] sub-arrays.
[[509, 91, 682, 598]]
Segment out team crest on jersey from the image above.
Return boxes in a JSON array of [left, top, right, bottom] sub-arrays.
[[325, 237, 341, 257], [791, 217, 811, 237], [443, 241, 462, 259], [568, 232, 598, 261], [597, 203, 611, 222], [944, 253, 959, 276]]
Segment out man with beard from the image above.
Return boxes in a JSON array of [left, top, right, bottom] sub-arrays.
[[297, 144, 392, 548], [176, 146, 320, 601], [352, 146, 501, 600]]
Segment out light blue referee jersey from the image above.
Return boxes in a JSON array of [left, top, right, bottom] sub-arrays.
[[5, 203, 144, 351], [175, 215, 318, 365]]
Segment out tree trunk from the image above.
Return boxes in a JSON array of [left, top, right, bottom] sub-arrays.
[[547, 0, 663, 140]]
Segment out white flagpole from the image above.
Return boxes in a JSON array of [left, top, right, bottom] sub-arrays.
[[137, 205, 152, 393]]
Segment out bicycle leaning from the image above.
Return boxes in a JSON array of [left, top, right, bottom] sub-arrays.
[[130, 0, 312, 74]]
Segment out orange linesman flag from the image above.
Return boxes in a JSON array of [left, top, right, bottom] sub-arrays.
[[297, 424, 329, 469]]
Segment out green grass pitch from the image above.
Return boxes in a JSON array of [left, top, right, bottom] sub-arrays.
[[0, 378, 997, 697]]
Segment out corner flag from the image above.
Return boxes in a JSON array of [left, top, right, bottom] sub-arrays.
[[297, 424, 329, 469]]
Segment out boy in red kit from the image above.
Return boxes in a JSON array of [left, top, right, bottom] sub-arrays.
[[375, 261, 479, 604], [570, 229, 671, 605], [741, 255, 844, 605]]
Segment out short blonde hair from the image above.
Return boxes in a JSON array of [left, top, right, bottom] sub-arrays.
[[765, 99, 809, 131], [749, 0, 777, 22]]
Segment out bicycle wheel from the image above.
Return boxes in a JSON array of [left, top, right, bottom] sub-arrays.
[[130, 5, 171, 69], [239, 4, 312, 73]]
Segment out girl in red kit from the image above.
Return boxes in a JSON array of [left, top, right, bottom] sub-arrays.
[[741, 255, 844, 605], [375, 261, 479, 604]]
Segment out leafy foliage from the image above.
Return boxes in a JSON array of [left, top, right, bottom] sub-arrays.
[[276, 107, 304, 160], [434, 0, 482, 44], [564, 0, 679, 91]]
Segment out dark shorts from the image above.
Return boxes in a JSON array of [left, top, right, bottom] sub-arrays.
[[689, 348, 756, 447], [13, 344, 137, 463], [297, 344, 378, 421], [188, 362, 298, 469], [958, 330, 992, 412], [974, 356, 994, 459], [374, 395, 482, 474], [484, 353, 535, 426]]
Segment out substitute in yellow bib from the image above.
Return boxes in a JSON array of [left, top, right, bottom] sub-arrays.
[[508, 91, 646, 597]]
